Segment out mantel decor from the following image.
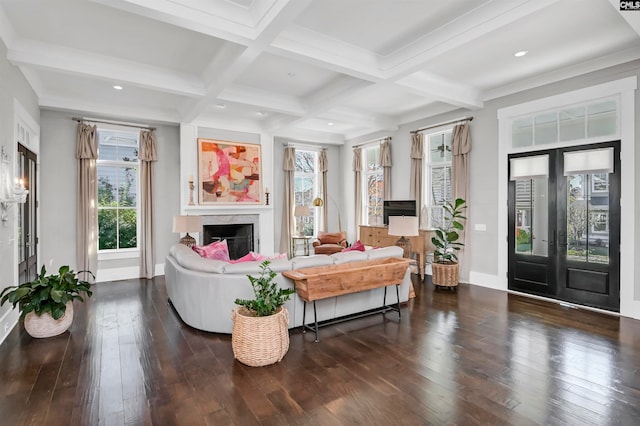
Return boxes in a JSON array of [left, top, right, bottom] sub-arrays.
[[197, 139, 263, 205]]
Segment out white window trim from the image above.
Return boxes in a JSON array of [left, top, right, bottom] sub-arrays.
[[496, 76, 637, 319]]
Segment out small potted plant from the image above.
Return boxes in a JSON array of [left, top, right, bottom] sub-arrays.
[[232, 260, 296, 367], [431, 198, 467, 290], [0, 265, 93, 338]]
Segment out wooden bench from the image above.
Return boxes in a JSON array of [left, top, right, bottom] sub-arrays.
[[282, 257, 411, 341]]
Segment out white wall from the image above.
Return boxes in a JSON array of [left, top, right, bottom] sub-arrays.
[[39, 109, 181, 282], [0, 39, 39, 344]]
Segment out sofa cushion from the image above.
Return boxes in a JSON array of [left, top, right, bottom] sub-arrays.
[[192, 240, 230, 262], [366, 245, 403, 260], [223, 258, 293, 274], [291, 255, 334, 269], [331, 250, 368, 264], [171, 244, 227, 273]]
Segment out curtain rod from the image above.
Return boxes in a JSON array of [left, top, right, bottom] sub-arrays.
[[72, 117, 156, 131], [353, 136, 391, 149], [410, 116, 473, 134], [282, 142, 327, 151]]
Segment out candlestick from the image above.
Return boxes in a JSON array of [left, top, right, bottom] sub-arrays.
[[265, 190, 270, 206], [188, 179, 195, 206]]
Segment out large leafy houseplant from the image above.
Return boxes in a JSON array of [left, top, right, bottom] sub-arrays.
[[432, 198, 467, 264], [1, 265, 93, 320], [234, 260, 296, 317]]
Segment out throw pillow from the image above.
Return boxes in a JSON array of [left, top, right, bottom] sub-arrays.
[[343, 240, 365, 252], [229, 252, 255, 264], [192, 239, 231, 262]]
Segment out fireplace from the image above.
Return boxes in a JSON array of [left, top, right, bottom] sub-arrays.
[[200, 214, 259, 259]]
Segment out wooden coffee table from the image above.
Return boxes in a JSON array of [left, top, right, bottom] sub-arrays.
[[283, 257, 411, 341]]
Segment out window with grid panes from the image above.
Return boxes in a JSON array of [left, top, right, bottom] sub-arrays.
[[424, 130, 453, 229], [362, 145, 383, 225], [97, 129, 139, 251], [293, 150, 319, 236]]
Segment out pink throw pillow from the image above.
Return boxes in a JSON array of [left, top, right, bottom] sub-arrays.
[[192, 240, 230, 262], [229, 252, 255, 264], [343, 240, 365, 252], [269, 252, 288, 260]]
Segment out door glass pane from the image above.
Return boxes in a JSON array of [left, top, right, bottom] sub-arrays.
[[515, 177, 548, 256], [567, 174, 609, 264]]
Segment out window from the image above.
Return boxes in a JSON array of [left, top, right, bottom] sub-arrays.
[[294, 150, 319, 236], [362, 145, 383, 225], [97, 129, 139, 251], [424, 130, 453, 229]]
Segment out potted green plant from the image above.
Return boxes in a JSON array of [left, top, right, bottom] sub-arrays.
[[0, 265, 93, 338], [232, 260, 296, 367], [431, 198, 467, 290]]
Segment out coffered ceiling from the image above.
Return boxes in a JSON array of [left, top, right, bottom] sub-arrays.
[[1, 0, 639, 143]]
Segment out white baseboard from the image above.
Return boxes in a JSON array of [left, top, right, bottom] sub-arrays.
[[0, 309, 19, 347], [468, 271, 504, 290], [95, 263, 164, 283]]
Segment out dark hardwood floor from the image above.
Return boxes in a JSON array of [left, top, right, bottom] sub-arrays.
[[1, 275, 639, 425]]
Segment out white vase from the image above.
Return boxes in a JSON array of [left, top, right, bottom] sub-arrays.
[[23, 301, 74, 338]]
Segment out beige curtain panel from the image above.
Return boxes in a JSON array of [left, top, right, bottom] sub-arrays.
[[139, 129, 157, 279], [380, 139, 392, 201], [318, 150, 328, 232], [280, 147, 296, 256], [409, 133, 424, 223], [452, 122, 472, 282], [76, 123, 98, 283], [352, 147, 362, 232]]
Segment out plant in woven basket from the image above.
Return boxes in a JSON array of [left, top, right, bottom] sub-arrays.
[[1, 265, 93, 338], [1, 265, 93, 320], [431, 198, 467, 264], [234, 260, 296, 317]]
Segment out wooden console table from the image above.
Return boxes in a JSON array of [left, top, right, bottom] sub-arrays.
[[282, 257, 410, 341], [359, 225, 435, 280]]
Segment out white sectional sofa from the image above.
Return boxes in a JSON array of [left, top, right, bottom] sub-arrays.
[[165, 244, 411, 333]]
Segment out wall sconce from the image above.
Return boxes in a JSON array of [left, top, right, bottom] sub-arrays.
[[0, 146, 29, 222]]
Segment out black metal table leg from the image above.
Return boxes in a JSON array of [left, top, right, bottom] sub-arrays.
[[396, 284, 401, 319], [313, 301, 319, 342], [302, 300, 307, 334]]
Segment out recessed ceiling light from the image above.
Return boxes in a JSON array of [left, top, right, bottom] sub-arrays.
[[113, 85, 123, 90], [287, 72, 296, 78], [327, 122, 334, 126], [514, 50, 528, 57], [215, 103, 227, 109], [256, 111, 266, 116]]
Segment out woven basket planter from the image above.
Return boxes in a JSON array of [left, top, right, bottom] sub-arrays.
[[432, 262, 460, 288], [24, 301, 74, 338], [232, 306, 290, 367]]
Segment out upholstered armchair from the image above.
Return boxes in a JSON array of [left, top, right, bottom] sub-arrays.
[[312, 231, 347, 255]]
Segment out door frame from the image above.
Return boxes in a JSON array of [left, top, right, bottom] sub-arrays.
[[496, 77, 637, 318]]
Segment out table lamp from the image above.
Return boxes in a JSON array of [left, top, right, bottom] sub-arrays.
[[388, 216, 419, 258], [173, 215, 202, 247]]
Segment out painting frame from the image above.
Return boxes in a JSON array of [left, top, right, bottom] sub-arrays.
[[197, 138, 263, 205]]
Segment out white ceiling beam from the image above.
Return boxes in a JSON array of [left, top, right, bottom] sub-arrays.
[[89, 0, 255, 44], [0, 5, 16, 47], [323, 107, 398, 132], [396, 72, 483, 110], [179, 0, 312, 122], [382, 0, 563, 79], [39, 95, 180, 124], [269, 26, 382, 82], [218, 84, 305, 115], [7, 40, 206, 97], [269, 126, 345, 145]]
